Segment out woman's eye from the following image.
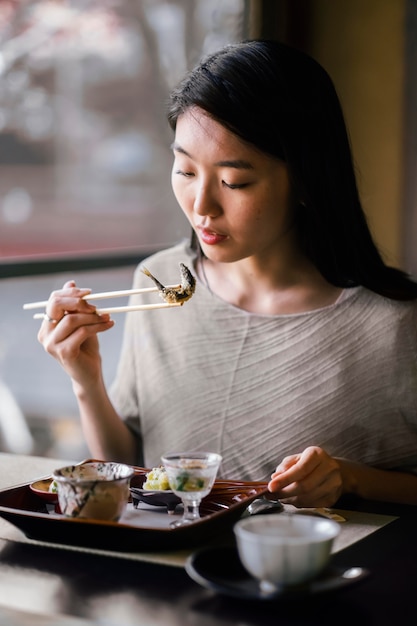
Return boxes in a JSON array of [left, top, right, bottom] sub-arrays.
[[174, 169, 194, 178], [222, 181, 249, 189]]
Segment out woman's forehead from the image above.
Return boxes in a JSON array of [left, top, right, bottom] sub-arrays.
[[174, 108, 263, 161]]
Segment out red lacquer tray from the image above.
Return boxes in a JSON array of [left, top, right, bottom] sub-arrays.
[[0, 465, 268, 552]]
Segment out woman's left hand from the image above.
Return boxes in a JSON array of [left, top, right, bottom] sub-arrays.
[[267, 446, 343, 508]]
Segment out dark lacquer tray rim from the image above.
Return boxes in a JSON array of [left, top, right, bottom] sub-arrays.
[[0, 463, 268, 552]]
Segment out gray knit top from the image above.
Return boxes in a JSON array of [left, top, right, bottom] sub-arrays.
[[109, 241, 417, 481]]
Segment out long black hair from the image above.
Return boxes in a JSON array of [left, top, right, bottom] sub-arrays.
[[167, 39, 417, 300]]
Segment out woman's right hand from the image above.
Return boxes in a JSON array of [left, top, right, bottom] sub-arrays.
[[37, 280, 114, 387]]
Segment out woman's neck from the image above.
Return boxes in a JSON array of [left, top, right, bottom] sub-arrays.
[[198, 255, 343, 315]]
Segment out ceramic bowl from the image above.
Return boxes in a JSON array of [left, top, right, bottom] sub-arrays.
[[52, 461, 134, 521], [234, 513, 340, 589]]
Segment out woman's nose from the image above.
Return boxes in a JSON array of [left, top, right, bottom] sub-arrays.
[[193, 182, 221, 217]]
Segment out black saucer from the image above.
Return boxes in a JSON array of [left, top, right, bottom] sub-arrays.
[[129, 487, 181, 513], [185, 545, 369, 601]]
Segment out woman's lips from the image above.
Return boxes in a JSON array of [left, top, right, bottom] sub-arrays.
[[198, 227, 228, 245]]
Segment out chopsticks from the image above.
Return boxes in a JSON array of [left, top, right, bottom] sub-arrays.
[[24, 284, 183, 319], [23, 285, 180, 310], [31, 302, 182, 318]]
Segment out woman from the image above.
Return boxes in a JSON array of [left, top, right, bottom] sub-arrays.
[[38, 40, 417, 507]]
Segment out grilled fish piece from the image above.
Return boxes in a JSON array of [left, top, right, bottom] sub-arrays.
[[141, 262, 196, 304]]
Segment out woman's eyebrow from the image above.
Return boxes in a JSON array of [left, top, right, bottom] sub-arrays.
[[215, 159, 254, 170], [171, 142, 254, 170]]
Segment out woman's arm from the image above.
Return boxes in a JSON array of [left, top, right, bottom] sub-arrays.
[[38, 280, 138, 464], [72, 375, 139, 465], [268, 446, 417, 507], [337, 457, 417, 506]]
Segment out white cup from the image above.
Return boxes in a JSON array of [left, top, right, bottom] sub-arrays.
[[234, 513, 340, 590]]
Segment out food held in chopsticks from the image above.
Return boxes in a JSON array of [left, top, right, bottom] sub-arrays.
[[141, 262, 196, 304], [24, 262, 196, 317]]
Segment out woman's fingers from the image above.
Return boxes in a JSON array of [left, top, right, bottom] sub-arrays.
[[37, 282, 96, 328], [39, 313, 114, 388], [35, 281, 115, 388], [268, 446, 343, 507], [46, 292, 96, 320], [39, 311, 113, 345], [37, 280, 114, 350], [270, 447, 322, 485]]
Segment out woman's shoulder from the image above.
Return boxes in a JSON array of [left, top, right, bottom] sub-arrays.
[[345, 287, 417, 340], [343, 285, 417, 309]]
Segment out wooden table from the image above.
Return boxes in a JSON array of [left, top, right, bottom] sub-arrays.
[[0, 453, 415, 625]]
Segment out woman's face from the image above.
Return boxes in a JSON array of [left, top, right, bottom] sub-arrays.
[[171, 107, 295, 265]]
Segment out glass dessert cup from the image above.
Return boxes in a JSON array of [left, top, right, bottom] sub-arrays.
[[161, 451, 222, 528]]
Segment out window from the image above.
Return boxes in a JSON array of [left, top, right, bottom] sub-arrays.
[[0, 0, 247, 260], [0, 0, 247, 458]]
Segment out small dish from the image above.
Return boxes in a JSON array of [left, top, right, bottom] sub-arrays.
[[185, 545, 369, 600], [130, 473, 181, 514], [29, 479, 58, 504], [130, 488, 181, 514]]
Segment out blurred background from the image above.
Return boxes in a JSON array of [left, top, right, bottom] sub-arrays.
[[0, 0, 416, 461]]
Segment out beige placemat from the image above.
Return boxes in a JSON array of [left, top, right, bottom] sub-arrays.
[[0, 453, 74, 490], [331, 510, 398, 553]]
